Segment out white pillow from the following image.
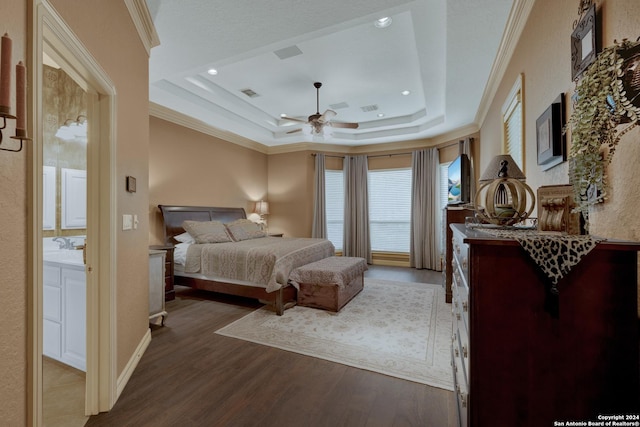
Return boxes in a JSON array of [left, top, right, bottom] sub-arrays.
[[174, 242, 190, 265], [174, 231, 195, 244]]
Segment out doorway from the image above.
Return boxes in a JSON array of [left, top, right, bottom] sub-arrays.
[[41, 50, 88, 426], [31, 1, 117, 425]]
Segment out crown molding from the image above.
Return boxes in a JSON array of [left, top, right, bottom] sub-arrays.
[[474, 0, 535, 127], [125, 0, 160, 56], [149, 107, 480, 157], [149, 102, 270, 154]]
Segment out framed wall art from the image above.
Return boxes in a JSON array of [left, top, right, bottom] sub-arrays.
[[536, 94, 566, 171], [571, 3, 599, 80]]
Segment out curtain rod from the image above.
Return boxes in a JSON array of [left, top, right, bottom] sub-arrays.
[[311, 152, 411, 159], [311, 137, 472, 158]]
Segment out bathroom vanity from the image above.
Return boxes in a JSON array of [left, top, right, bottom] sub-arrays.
[[43, 250, 86, 371]]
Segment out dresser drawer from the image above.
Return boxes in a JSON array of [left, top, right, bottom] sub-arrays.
[[451, 265, 469, 334], [451, 227, 469, 283], [451, 331, 469, 427]]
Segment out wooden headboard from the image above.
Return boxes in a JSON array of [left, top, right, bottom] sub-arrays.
[[158, 205, 247, 245]]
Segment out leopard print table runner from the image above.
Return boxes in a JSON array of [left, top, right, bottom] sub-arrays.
[[478, 229, 603, 290]]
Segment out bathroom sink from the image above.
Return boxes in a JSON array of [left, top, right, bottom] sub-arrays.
[[43, 249, 84, 266]]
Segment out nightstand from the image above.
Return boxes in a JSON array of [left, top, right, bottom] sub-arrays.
[[148, 249, 168, 326], [150, 244, 175, 301]]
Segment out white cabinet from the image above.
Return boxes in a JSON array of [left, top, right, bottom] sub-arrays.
[[43, 261, 86, 371], [61, 168, 86, 229], [149, 249, 167, 325]]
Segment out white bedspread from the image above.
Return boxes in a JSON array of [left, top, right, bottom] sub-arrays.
[[184, 237, 335, 292]]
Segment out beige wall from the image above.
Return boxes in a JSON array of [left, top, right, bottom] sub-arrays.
[[0, 1, 28, 424], [148, 116, 268, 243], [479, 0, 640, 242]]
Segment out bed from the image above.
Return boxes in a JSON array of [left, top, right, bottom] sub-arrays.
[[158, 205, 335, 315]]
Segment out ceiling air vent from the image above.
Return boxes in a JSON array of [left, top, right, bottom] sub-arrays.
[[274, 45, 303, 60], [240, 88, 259, 98], [360, 104, 379, 112], [329, 102, 349, 110]]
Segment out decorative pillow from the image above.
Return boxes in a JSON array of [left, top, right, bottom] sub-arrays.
[[225, 219, 266, 241], [182, 220, 232, 244], [174, 231, 195, 244]]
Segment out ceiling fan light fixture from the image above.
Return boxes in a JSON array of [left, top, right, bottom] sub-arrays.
[[401, 90, 411, 96], [207, 68, 218, 75], [374, 17, 393, 28]]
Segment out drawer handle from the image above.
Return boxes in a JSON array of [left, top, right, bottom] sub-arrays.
[[459, 390, 468, 408]]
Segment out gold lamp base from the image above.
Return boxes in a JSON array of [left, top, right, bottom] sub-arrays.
[[474, 178, 536, 226]]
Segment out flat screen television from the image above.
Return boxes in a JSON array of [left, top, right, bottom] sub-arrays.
[[447, 154, 471, 204]]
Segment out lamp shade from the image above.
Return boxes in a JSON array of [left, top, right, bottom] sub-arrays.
[[254, 200, 269, 215], [479, 154, 526, 182]]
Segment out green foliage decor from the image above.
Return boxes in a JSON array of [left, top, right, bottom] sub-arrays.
[[567, 39, 640, 227]]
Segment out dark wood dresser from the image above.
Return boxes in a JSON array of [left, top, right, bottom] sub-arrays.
[[450, 224, 639, 426], [149, 244, 175, 301]]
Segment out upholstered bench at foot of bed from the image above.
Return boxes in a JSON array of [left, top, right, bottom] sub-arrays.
[[290, 256, 368, 312]]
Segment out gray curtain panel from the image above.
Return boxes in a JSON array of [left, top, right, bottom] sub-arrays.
[[312, 153, 327, 238], [410, 148, 441, 270], [343, 155, 371, 263]]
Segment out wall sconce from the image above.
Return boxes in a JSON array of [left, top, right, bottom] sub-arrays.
[[254, 200, 269, 231], [0, 33, 31, 153], [474, 154, 535, 226], [55, 115, 87, 143]]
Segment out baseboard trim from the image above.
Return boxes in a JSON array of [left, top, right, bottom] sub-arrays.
[[116, 328, 151, 399]]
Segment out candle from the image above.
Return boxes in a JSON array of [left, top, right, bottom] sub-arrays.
[[16, 61, 26, 131], [0, 33, 12, 113]]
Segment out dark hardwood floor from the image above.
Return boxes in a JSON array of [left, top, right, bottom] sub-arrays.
[[86, 266, 455, 427]]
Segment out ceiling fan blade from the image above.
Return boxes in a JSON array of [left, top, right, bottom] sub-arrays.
[[286, 128, 303, 134], [330, 122, 359, 129], [281, 116, 308, 124], [319, 109, 337, 122]]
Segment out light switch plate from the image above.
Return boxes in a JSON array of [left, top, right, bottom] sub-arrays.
[[123, 214, 133, 230]]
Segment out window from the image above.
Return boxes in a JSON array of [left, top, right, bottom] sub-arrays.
[[502, 74, 524, 171], [368, 168, 412, 253], [439, 162, 451, 212], [438, 161, 451, 252], [325, 169, 344, 251]]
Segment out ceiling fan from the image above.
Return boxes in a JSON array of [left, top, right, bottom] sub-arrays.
[[282, 82, 359, 135]]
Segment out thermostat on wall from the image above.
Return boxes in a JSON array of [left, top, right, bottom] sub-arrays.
[[126, 176, 136, 193]]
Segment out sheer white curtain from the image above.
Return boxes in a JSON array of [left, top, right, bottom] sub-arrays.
[[410, 148, 441, 269], [461, 137, 476, 203], [343, 155, 371, 263], [312, 153, 327, 238]]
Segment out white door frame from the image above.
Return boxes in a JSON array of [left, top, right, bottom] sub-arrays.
[[29, 1, 117, 424]]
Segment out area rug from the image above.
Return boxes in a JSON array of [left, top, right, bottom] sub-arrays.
[[215, 279, 453, 390]]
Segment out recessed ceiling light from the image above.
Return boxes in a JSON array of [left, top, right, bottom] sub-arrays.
[[401, 90, 411, 96], [374, 17, 393, 28], [377, 113, 385, 118], [280, 113, 287, 118], [207, 68, 218, 75]]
